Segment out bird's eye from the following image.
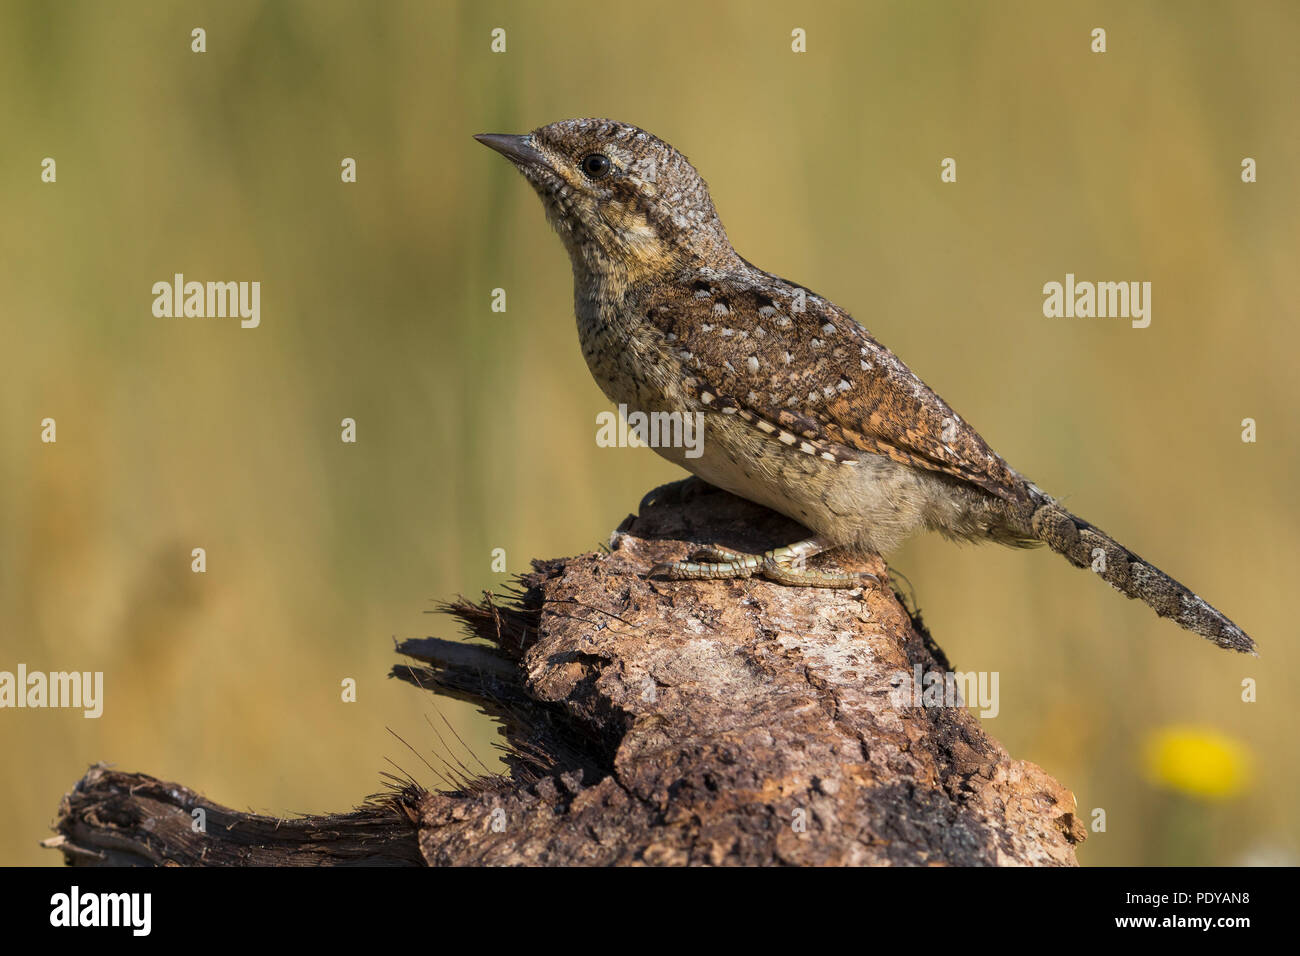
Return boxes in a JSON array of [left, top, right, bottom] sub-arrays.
[[580, 153, 612, 180]]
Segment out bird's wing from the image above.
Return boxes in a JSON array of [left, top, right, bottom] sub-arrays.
[[642, 273, 1030, 504]]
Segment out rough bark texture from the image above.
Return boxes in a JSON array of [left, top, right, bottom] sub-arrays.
[[48, 484, 1085, 866], [44, 765, 423, 866]]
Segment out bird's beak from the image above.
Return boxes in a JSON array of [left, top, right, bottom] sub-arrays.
[[474, 132, 548, 170]]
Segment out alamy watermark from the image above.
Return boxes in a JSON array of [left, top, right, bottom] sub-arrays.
[[890, 664, 999, 718], [0, 664, 102, 718], [152, 273, 260, 328], [1043, 273, 1151, 329], [596, 403, 705, 459], [50, 886, 150, 936]]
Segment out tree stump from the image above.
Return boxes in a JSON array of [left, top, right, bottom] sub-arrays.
[[47, 484, 1085, 866]]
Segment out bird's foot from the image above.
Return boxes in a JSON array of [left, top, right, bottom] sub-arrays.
[[650, 536, 878, 589]]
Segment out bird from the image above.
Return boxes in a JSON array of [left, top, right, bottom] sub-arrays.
[[475, 118, 1256, 655]]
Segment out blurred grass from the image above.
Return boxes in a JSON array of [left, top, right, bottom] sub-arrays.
[[1, 0, 1296, 865]]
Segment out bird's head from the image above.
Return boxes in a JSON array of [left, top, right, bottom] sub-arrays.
[[475, 119, 736, 279]]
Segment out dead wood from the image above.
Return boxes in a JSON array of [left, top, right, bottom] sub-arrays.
[[48, 484, 1085, 866]]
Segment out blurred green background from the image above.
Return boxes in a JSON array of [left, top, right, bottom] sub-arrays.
[[2, 0, 1295, 866]]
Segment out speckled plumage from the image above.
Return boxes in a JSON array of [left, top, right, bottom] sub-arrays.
[[476, 118, 1256, 654]]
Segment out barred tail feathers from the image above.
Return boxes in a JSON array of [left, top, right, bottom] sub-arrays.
[[1029, 502, 1256, 655]]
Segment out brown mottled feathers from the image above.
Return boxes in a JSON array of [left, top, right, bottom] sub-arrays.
[[639, 272, 1032, 506], [477, 117, 1257, 653]]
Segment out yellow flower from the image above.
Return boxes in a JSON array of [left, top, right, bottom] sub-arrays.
[[1142, 726, 1252, 800]]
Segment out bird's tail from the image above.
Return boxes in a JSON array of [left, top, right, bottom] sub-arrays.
[[1022, 497, 1256, 655]]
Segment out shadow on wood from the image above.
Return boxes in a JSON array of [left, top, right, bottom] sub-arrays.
[[47, 483, 1086, 866]]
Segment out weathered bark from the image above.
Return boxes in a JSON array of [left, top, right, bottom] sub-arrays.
[[48, 484, 1085, 866], [44, 765, 424, 866]]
